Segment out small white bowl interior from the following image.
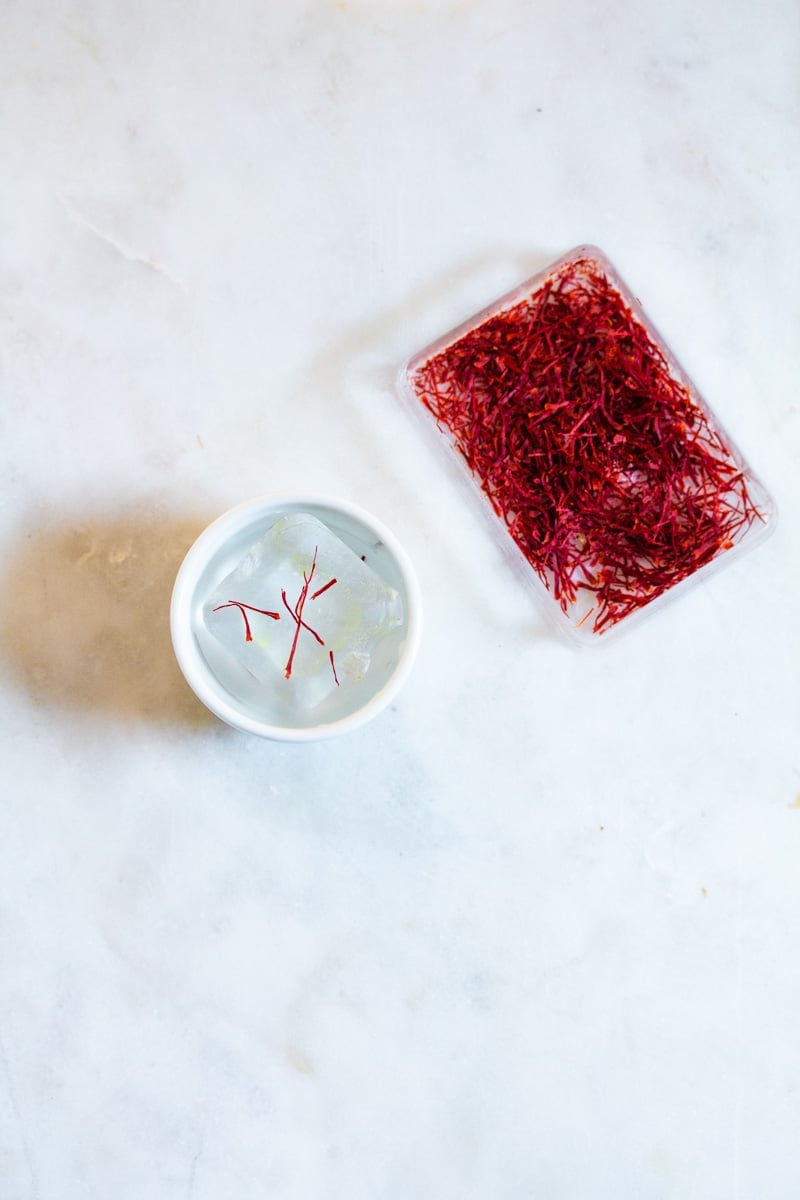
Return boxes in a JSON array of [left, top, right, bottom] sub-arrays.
[[170, 494, 422, 741]]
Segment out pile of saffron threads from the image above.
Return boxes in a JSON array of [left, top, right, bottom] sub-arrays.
[[407, 253, 767, 634]]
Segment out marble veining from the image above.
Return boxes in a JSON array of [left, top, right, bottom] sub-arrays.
[[1, 1, 798, 1196]]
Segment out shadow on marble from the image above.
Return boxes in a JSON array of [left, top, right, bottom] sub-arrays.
[[304, 244, 558, 643], [0, 509, 217, 727]]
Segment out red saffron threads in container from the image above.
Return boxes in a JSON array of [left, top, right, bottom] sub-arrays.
[[403, 246, 774, 638]]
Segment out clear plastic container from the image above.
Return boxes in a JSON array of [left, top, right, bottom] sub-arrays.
[[399, 245, 775, 643]]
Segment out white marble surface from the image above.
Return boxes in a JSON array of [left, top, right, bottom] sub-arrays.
[[1, 1, 799, 1196]]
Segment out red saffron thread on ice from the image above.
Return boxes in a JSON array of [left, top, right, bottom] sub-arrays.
[[212, 600, 280, 642], [407, 253, 766, 633], [214, 549, 342, 682], [284, 547, 318, 679], [283, 557, 340, 676], [280, 590, 324, 645], [283, 549, 343, 681], [311, 577, 337, 600]]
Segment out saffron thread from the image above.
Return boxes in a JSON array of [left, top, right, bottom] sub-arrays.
[[281, 589, 324, 645], [311, 577, 337, 600], [212, 600, 280, 642], [214, 546, 342, 683], [408, 252, 766, 633], [284, 547, 318, 679]]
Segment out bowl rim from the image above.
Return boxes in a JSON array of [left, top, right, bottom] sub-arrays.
[[170, 492, 423, 741]]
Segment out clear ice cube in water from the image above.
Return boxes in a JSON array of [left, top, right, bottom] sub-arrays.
[[202, 513, 404, 710]]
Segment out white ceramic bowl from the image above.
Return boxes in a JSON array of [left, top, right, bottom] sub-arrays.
[[170, 494, 422, 741]]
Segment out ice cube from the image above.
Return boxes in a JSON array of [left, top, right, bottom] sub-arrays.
[[202, 512, 404, 710]]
